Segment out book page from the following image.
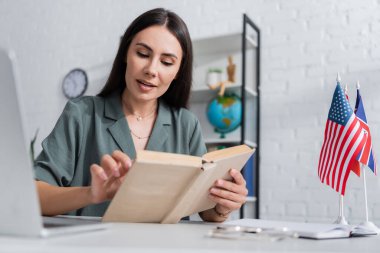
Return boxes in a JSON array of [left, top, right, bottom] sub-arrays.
[[161, 162, 217, 224], [186, 148, 254, 216], [162, 146, 254, 223], [136, 150, 201, 166], [202, 145, 254, 163], [102, 151, 202, 223]]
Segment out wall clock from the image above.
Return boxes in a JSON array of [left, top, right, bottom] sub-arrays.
[[62, 68, 88, 99]]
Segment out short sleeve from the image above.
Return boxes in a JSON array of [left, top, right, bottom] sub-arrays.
[[189, 118, 207, 157], [34, 100, 84, 187]]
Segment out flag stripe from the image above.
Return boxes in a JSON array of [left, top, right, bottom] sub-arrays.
[[359, 134, 371, 164], [339, 132, 367, 194], [354, 89, 377, 174], [326, 115, 356, 186], [324, 124, 343, 184], [318, 120, 331, 179], [357, 118, 371, 163], [335, 119, 363, 191], [321, 120, 336, 183], [321, 123, 341, 183], [318, 84, 367, 195], [328, 116, 358, 188]]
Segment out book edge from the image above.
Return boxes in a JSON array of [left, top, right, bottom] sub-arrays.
[[202, 145, 254, 163]]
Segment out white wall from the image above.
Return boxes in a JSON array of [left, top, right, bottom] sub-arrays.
[[1, 0, 380, 224]]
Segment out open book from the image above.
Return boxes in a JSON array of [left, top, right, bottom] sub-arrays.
[[102, 145, 255, 224], [222, 219, 378, 239]]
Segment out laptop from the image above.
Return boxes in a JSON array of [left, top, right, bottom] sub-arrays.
[[0, 48, 107, 237]]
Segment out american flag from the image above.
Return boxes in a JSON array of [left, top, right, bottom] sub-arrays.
[[352, 88, 377, 174], [343, 85, 361, 177], [318, 84, 367, 195]]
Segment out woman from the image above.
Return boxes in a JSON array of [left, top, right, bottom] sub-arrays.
[[35, 8, 248, 222]]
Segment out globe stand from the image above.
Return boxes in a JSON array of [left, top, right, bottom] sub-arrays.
[[217, 131, 226, 139]]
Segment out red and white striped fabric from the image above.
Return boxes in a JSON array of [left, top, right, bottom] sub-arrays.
[[353, 89, 377, 174], [318, 84, 367, 195]]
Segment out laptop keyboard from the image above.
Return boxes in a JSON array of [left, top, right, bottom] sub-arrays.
[[43, 222, 74, 228], [43, 216, 101, 228]]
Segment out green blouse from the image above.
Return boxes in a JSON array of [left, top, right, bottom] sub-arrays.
[[34, 92, 207, 216]]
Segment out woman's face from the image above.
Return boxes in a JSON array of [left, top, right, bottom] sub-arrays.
[[125, 25, 183, 102]]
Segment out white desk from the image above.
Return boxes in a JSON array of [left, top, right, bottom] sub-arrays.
[[0, 221, 379, 253]]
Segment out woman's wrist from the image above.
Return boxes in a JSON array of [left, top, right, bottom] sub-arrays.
[[199, 206, 231, 222], [213, 205, 231, 218], [85, 186, 99, 205]]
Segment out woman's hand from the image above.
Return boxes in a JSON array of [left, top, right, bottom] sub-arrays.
[[201, 169, 248, 222], [89, 150, 132, 204], [36, 150, 132, 216]]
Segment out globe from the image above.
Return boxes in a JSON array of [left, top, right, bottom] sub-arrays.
[[206, 93, 242, 138]]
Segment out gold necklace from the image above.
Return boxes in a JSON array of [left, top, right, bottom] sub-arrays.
[[122, 97, 157, 121], [130, 130, 150, 140], [134, 109, 156, 121]]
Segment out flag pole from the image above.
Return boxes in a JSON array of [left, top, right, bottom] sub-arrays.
[[357, 164, 380, 233], [337, 72, 341, 84], [334, 194, 348, 225], [344, 83, 348, 98], [362, 164, 369, 222], [355, 81, 380, 234], [333, 73, 348, 225]]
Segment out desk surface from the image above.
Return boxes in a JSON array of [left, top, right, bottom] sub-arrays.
[[0, 221, 379, 253]]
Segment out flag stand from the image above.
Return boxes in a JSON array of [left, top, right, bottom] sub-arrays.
[[334, 195, 348, 225], [357, 165, 380, 234], [333, 73, 347, 225]]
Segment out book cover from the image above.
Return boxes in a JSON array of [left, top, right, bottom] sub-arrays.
[[102, 145, 255, 223]]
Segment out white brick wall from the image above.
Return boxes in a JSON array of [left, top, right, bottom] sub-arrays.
[[259, 0, 380, 225], [1, 0, 380, 225]]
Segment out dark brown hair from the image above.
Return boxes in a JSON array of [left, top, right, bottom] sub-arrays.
[[98, 8, 193, 109]]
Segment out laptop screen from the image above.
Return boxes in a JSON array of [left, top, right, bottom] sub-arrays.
[[0, 48, 44, 236]]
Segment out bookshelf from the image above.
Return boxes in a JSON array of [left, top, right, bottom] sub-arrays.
[[189, 14, 260, 218]]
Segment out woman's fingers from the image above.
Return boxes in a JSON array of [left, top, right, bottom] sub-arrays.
[[90, 151, 132, 204], [90, 164, 108, 204], [104, 174, 122, 190], [209, 186, 246, 215], [90, 164, 108, 181], [210, 186, 247, 204], [111, 150, 132, 176], [208, 169, 249, 215], [215, 180, 248, 196], [209, 194, 242, 211], [230, 169, 246, 187], [100, 154, 121, 177], [100, 151, 132, 178]]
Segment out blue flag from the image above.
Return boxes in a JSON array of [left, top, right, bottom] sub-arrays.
[[354, 89, 377, 174]]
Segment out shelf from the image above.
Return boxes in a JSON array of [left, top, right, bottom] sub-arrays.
[[191, 15, 260, 219], [246, 196, 257, 202], [190, 83, 257, 103], [193, 33, 258, 57], [245, 34, 258, 48], [244, 140, 257, 148], [204, 138, 257, 148]]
